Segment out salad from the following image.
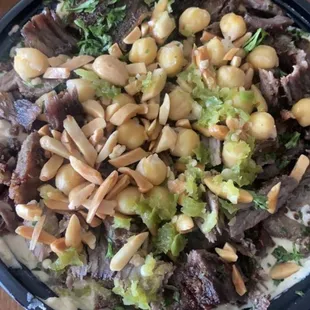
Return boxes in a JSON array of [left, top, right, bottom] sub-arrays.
[[0, 0, 310, 309]]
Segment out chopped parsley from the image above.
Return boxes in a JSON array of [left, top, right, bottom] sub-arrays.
[[272, 245, 303, 265], [62, 0, 99, 13], [273, 279, 283, 287], [249, 191, 268, 210], [105, 240, 114, 259], [295, 290, 305, 297], [219, 199, 239, 219], [243, 28, 268, 53], [279, 132, 301, 149], [288, 27, 310, 41]]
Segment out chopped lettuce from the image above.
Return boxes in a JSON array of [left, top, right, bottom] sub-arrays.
[[65, 0, 99, 13], [113, 216, 132, 230], [249, 191, 268, 210], [135, 201, 161, 233], [180, 196, 205, 217], [50, 248, 83, 271]]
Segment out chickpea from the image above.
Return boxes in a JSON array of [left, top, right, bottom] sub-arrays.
[[67, 79, 96, 102], [93, 55, 129, 86], [14, 48, 49, 80], [179, 7, 211, 37], [222, 140, 250, 168], [112, 93, 136, 106], [217, 66, 245, 88], [247, 45, 279, 70], [116, 186, 141, 215], [292, 98, 310, 127], [232, 91, 255, 114], [55, 164, 85, 195], [248, 112, 277, 140], [136, 154, 167, 185], [171, 128, 200, 157], [157, 42, 185, 77], [129, 37, 158, 65], [220, 13, 247, 41], [169, 87, 193, 121], [118, 119, 147, 150], [206, 37, 227, 67]]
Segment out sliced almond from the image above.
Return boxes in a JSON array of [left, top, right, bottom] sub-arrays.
[[48, 54, 70, 67], [108, 43, 123, 59], [137, 103, 149, 115], [43, 67, 70, 79], [65, 214, 82, 249], [215, 248, 238, 263], [86, 170, 119, 223], [106, 175, 131, 200], [118, 167, 153, 193], [30, 215, 46, 251], [40, 155, 64, 182], [82, 100, 105, 118], [109, 145, 126, 159], [51, 130, 62, 141], [110, 232, 149, 271], [126, 63, 147, 76], [233, 32, 253, 48], [96, 200, 118, 218], [195, 46, 210, 70], [146, 103, 160, 120], [82, 231, 96, 250], [123, 26, 142, 45], [16, 204, 42, 221], [96, 131, 119, 164], [82, 118, 107, 138], [224, 242, 237, 254], [244, 67, 254, 90], [51, 237, 68, 255], [232, 265, 247, 296], [176, 119, 191, 129], [200, 31, 217, 43], [70, 156, 103, 185], [79, 211, 102, 228], [109, 148, 149, 168], [68, 182, 96, 210], [125, 79, 142, 96], [40, 136, 70, 159], [223, 48, 240, 61], [159, 94, 170, 125], [290, 154, 310, 183], [154, 125, 177, 153], [147, 62, 159, 72], [38, 124, 51, 137], [231, 56, 242, 67], [208, 124, 229, 140], [44, 199, 70, 211], [141, 22, 149, 37], [89, 128, 104, 146], [110, 104, 141, 126], [15, 226, 56, 245], [267, 182, 281, 214], [270, 262, 300, 280], [60, 55, 94, 71]]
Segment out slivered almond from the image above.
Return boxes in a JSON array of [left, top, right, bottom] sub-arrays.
[[108, 43, 123, 59], [154, 125, 177, 153], [96, 200, 118, 218], [39, 184, 68, 203], [60, 55, 94, 71], [233, 32, 253, 48], [30, 215, 46, 251], [137, 103, 149, 115], [82, 100, 105, 118], [126, 63, 147, 76], [251, 85, 268, 112], [118, 167, 153, 193], [64, 116, 97, 167], [86, 170, 119, 223], [82, 231, 96, 250], [68, 182, 96, 210], [125, 80, 142, 96], [141, 22, 149, 37], [110, 232, 149, 271], [51, 238, 68, 255], [65, 214, 82, 249], [232, 265, 247, 296], [224, 242, 237, 254], [48, 54, 70, 67], [61, 130, 76, 154], [40, 136, 70, 159], [44, 199, 70, 211], [89, 129, 104, 146], [79, 211, 102, 228], [223, 48, 240, 61], [70, 156, 103, 185], [148, 120, 162, 141], [16, 226, 56, 245], [109, 148, 149, 168], [43, 67, 70, 79], [110, 104, 141, 126], [267, 182, 281, 214], [208, 124, 229, 140], [176, 119, 191, 129], [106, 103, 122, 121], [109, 145, 126, 159], [244, 67, 254, 89], [16, 204, 42, 222], [106, 175, 131, 200], [40, 155, 64, 182], [146, 103, 159, 120], [82, 118, 107, 138], [51, 130, 62, 141], [290, 154, 310, 183], [38, 124, 51, 136], [123, 26, 142, 44], [159, 94, 170, 125], [200, 31, 217, 43], [96, 131, 119, 164], [215, 248, 238, 263], [270, 262, 300, 280]]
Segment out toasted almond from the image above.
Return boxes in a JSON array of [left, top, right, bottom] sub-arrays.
[[109, 148, 149, 168], [101, 97, 112, 107], [141, 118, 151, 131], [89, 128, 104, 146], [159, 94, 170, 125], [79, 211, 102, 228], [40, 155, 64, 182], [208, 124, 229, 140], [108, 43, 123, 59], [68, 182, 96, 210], [233, 32, 253, 48], [106, 175, 131, 200], [16, 226, 56, 245], [40, 136, 70, 159], [48, 54, 70, 67], [224, 242, 237, 254], [39, 184, 69, 203], [51, 238, 68, 255], [141, 22, 149, 37], [86, 171, 119, 223], [65, 214, 82, 249], [106, 103, 122, 121], [81, 100, 105, 118], [137, 103, 149, 115], [110, 232, 149, 271], [38, 124, 51, 137], [16, 203, 42, 222], [44, 199, 70, 211], [231, 56, 242, 67], [30, 215, 47, 251], [61, 130, 77, 154], [126, 63, 147, 76], [232, 265, 247, 296], [176, 119, 192, 129], [154, 125, 177, 153], [43, 67, 70, 79], [96, 200, 118, 218], [60, 55, 94, 71], [82, 118, 107, 138], [175, 214, 194, 234], [147, 62, 159, 72], [244, 67, 254, 89], [146, 103, 160, 120], [64, 116, 97, 167], [51, 130, 62, 141], [267, 182, 281, 214], [223, 47, 240, 61], [82, 231, 96, 250], [125, 79, 142, 96], [270, 262, 300, 280], [96, 131, 119, 164], [200, 31, 217, 43], [123, 26, 142, 44], [110, 104, 142, 126], [215, 248, 238, 263], [118, 167, 153, 193], [109, 145, 127, 159], [290, 154, 310, 183], [195, 46, 210, 70], [70, 156, 103, 185]]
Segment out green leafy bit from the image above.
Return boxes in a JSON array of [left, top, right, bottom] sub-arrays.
[[219, 199, 239, 219], [222, 179, 240, 204], [142, 72, 153, 91], [200, 211, 218, 234], [243, 28, 268, 53], [65, 0, 99, 13], [193, 143, 210, 165], [184, 164, 204, 200], [113, 216, 132, 230], [106, 240, 114, 259], [180, 196, 205, 217], [74, 69, 121, 98], [272, 245, 303, 265], [50, 248, 83, 271], [273, 279, 283, 287], [153, 223, 187, 257], [288, 27, 310, 41], [295, 290, 305, 297], [279, 132, 301, 150], [140, 254, 156, 277], [249, 191, 268, 210]]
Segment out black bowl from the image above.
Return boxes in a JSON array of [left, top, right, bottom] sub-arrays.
[[0, 1, 310, 309]]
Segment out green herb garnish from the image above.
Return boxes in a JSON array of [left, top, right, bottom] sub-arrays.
[[105, 240, 114, 259], [249, 191, 268, 210], [273, 279, 283, 286], [272, 245, 303, 265], [243, 28, 268, 53], [280, 132, 301, 149], [295, 290, 305, 297]]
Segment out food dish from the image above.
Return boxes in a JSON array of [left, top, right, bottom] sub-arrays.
[[0, 1, 308, 309]]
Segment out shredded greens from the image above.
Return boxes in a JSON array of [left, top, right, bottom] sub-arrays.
[[280, 132, 301, 150], [63, 0, 99, 13], [106, 240, 114, 259], [219, 199, 239, 219], [249, 191, 268, 210], [272, 245, 303, 265], [243, 28, 268, 53]]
